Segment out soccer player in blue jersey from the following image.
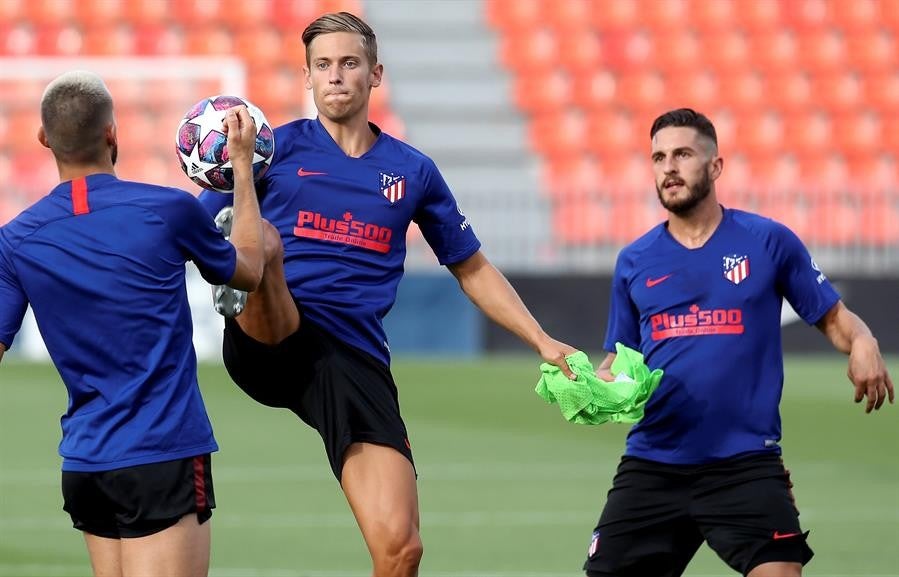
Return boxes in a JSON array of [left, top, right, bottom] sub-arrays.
[[199, 12, 577, 577], [583, 108, 894, 577], [0, 71, 266, 577]]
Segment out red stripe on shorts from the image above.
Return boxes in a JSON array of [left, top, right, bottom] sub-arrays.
[[71, 177, 90, 215], [193, 456, 207, 510]]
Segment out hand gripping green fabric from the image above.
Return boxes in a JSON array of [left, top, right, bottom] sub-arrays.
[[535, 343, 663, 425]]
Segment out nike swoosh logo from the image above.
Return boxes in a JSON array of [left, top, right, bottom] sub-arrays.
[[773, 531, 801, 540], [297, 168, 327, 177], [645, 274, 672, 288]]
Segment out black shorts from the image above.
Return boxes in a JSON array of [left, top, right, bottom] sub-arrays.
[[223, 314, 414, 481], [584, 453, 814, 577], [62, 454, 214, 539]]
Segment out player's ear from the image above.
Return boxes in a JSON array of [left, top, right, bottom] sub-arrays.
[[106, 122, 117, 146], [37, 125, 50, 149], [303, 65, 312, 90], [710, 155, 724, 181], [369, 62, 383, 88]]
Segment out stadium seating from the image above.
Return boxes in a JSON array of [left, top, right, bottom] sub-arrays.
[[0, 0, 402, 224], [485, 0, 899, 247]]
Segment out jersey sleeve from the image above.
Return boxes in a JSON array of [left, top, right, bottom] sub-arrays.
[[0, 230, 28, 349], [413, 159, 481, 266], [160, 191, 237, 286], [603, 250, 641, 352], [771, 222, 840, 325]]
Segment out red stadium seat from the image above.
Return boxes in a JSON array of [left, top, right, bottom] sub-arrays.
[[134, 24, 186, 55], [633, 0, 689, 31], [123, 0, 171, 27], [541, 155, 603, 202], [75, 0, 125, 27], [759, 197, 812, 240], [651, 29, 702, 69], [808, 199, 861, 246], [0, 0, 25, 25], [831, 0, 883, 32], [316, 0, 362, 17], [35, 24, 83, 56], [185, 25, 234, 55], [539, 0, 593, 33], [27, 0, 77, 25], [234, 26, 283, 64], [716, 71, 767, 113], [732, 111, 785, 157], [665, 70, 721, 113], [689, 0, 737, 29], [782, 0, 834, 29], [271, 0, 322, 29], [614, 70, 667, 114]]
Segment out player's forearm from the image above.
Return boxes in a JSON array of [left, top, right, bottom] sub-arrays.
[[818, 301, 875, 355], [228, 166, 264, 291], [452, 256, 546, 351]]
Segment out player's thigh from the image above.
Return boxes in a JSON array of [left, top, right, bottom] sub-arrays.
[[341, 442, 420, 549], [120, 513, 210, 577], [584, 458, 702, 577], [302, 334, 415, 481], [221, 308, 315, 408], [82, 533, 122, 577], [695, 455, 813, 576]]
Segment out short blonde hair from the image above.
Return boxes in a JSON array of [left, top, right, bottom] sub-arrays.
[[40, 71, 113, 163], [302, 12, 378, 66]]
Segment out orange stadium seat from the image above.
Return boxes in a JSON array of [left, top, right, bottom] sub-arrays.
[[808, 199, 861, 246], [796, 29, 849, 72], [123, 0, 171, 27], [832, 110, 883, 159], [498, 28, 558, 73], [541, 155, 603, 202], [731, 0, 784, 31], [271, 0, 322, 28], [556, 28, 604, 75], [759, 197, 812, 240], [664, 70, 721, 112], [585, 110, 640, 160], [811, 71, 864, 114], [866, 71, 899, 114], [845, 30, 896, 73], [588, 0, 640, 31], [512, 70, 573, 115], [831, 0, 883, 32], [528, 110, 587, 161], [539, 0, 593, 33], [699, 29, 750, 71], [185, 25, 235, 55], [134, 24, 186, 55], [317, 0, 362, 17], [247, 66, 303, 124], [82, 23, 138, 55], [570, 69, 617, 111], [552, 198, 612, 245], [716, 70, 767, 112], [781, 0, 834, 29], [733, 110, 785, 156], [782, 111, 833, 155], [75, 0, 126, 28], [651, 29, 702, 69], [27, 0, 76, 25], [34, 24, 82, 56], [632, 0, 689, 31], [234, 26, 284, 64], [748, 30, 798, 73], [0, 0, 24, 24], [859, 199, 899, 245], [688, 0, 738, 29], [763, 71, 813, 113], [485, 0, 540, 31], [614, 70, 667, 114]]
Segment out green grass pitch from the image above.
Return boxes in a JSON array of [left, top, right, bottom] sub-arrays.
[[1, 355, 897, 576]]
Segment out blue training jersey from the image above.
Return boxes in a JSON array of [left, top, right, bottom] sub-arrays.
[[0, 174, 236, 472], [200, 118, 481, 365], [604, 207, 840, 464]]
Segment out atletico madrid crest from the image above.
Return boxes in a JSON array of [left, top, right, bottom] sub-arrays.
[[380, 172, 406, 204], [723, 254, 750, 285]]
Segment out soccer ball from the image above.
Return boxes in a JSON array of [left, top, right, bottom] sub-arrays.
[[175, 95, 275, 193]]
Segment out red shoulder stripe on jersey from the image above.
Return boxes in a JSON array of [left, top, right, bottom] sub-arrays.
[[72, 177, 90, 215]]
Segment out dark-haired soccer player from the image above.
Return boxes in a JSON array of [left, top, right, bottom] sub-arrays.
[[0, 70, 266, 577], [583, 108, 893, 577], [199, 11, 577, 577]]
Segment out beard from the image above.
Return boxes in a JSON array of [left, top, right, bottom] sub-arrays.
[[656, 169, 712, 215]]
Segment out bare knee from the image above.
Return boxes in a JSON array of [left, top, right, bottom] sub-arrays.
[[373, 529, 422, 576]]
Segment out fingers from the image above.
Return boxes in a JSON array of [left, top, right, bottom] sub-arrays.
[[886, 372, 895, 404], [557, 355, 576, 381]]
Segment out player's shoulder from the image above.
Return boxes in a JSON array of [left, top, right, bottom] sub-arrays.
[[621, 222, 668, 258], [374, 127, 439, 171], [726, 206, 797, 241]]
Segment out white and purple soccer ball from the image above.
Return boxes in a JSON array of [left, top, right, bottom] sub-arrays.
[[175, 95, 275, 194]]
